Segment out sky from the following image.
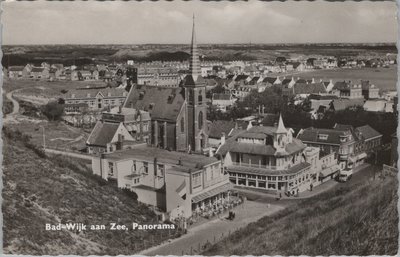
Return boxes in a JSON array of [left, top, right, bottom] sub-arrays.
[[1, 0, 397, 45]]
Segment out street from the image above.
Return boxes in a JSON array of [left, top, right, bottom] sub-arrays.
[[138, 200, 284, 256]]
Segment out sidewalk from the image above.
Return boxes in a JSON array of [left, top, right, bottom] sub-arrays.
[[236, 163, 371, 200], [138, 200, 284, 256]]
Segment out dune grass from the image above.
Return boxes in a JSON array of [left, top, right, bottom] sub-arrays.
[[204, 171, 398, 256]]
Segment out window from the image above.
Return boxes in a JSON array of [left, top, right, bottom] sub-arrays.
[[192, 173, 201, 188], [198, 111, 203, 129], [156, 164, 165, 177], [198, 90, 203, 103], [132, 160, 136, 172], [318, 134, 329, 140], [143, 162, 149, 174], [180, 117, 185, 133], [108, 162, 114, 175]]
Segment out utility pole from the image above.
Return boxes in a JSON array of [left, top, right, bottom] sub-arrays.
[[41, 126, 46, 150]]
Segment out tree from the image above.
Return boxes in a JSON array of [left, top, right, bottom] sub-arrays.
[[42, 101, 64, 121]]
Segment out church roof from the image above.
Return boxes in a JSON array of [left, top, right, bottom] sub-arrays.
[[123, 85, 185, 122]]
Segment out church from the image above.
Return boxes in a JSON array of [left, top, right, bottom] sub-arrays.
[[123, 16, 208, 153]]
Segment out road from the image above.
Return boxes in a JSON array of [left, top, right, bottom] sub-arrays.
[[139, 201, 284, 256], [44, 148, 93, 161], [4, 89, 21, 123]]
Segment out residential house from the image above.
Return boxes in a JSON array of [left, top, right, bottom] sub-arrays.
[[207, 120, 237, 151], [63, 88, 128, 112], [282, 82, 327, 99], [8, 66, 28, 79], [29, 67, 50, 80], [212, 93, 236, 113], [86, 121, 136, 154], [329, 98, 365, 112], [92, 145, 231, 220], [363, 99, 394, 113], [361, 80, 380, 99]]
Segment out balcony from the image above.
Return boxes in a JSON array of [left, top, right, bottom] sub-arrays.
[[231, 162, 279, 170], [203, 174, 230, 188]]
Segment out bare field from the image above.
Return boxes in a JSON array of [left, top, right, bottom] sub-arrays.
[[285, 66, 397, 91], [7, 120, 88, 151], [3, 79, 107, 102]]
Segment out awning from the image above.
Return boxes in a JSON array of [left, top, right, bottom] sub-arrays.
[[319, 164, 340, 178], [124, 174, 141, 180], [348, 156, 356, 163], [191, 182, 233, 203], [357, 152, 368, 160]]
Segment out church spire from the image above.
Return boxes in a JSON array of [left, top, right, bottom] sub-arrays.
[[189, 14, 201, 80], [276, 114, 287, 134]]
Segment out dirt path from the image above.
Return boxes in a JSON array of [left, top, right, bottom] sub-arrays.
[[4, 89, 21, 123], [44, 148, 93, 161]]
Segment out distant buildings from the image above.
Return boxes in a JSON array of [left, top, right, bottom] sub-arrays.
[[297, 124, 382, 170], [63, 88, 128, 112]]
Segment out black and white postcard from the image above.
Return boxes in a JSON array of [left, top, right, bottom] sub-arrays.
[[1, 0, 398, 256]]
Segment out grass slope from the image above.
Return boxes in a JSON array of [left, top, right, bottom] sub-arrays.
[[204, 172, 398, 256], [2, 129, 177, 255]]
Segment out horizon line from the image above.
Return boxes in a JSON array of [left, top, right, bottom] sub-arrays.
[[3, 42, 397, 47]]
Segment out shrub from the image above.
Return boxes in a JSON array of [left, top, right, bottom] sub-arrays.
[[41, 101, 64, 121]]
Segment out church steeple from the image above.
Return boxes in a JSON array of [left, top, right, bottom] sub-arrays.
[[189, 14, 201, 81]]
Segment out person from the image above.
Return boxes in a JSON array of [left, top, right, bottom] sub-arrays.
[[310, 183, 313, 192]]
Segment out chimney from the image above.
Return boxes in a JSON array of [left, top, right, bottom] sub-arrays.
[[312, 78, 315, 83], [221, 132, 226, 145], [118, 105, 122, 114]]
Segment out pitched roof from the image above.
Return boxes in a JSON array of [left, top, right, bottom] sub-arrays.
[[212, 93, 232, 101], [123, 85, 185, 122], [31, 67, 45, 72], [356, 125, 382, 140], [8, 66, 25, 72], [331, 98, 364, 111], [297, 127, 354, 145], [263, 77, 277, 84], [249, 77, 260, 83], [87, 121, 120, 147], [217, 125, 305, 156], [292, 82, 327, 95], [281, 78, 292, 85], [235, 75, 249, 82], [65, 88, 127, 99], [333, 81, 352, 91], [208, 120, 236, 139]]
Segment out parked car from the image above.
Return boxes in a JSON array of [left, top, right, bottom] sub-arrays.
[[337, 168, 353, 182]]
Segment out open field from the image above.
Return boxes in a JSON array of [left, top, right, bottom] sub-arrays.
[[294, 66, 397, 91], [203, 169, 398, 256], [2, 129, 180, 255], [6, 120, 89, 151], [269, 66, 397, 92], [3, 79, 107, 104]]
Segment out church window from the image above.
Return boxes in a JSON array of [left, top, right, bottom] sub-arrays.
[[180, 117, 185, 133], [198, 90, 203, 103], [198, 111, 203, 129]]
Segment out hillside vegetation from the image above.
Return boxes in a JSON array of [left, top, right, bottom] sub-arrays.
[[204, 170, 398, 256], [2, 127, 178, 255]]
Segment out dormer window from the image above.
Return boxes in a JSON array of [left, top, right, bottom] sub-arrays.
[[149, 103, 155, 110], [318, 134, 328, 140], [139, 91, 145, 100]]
